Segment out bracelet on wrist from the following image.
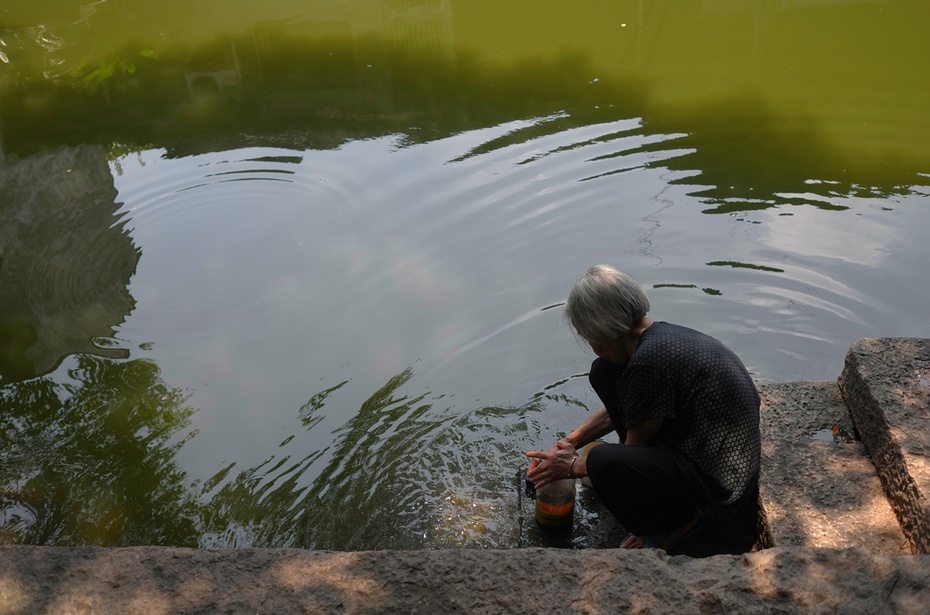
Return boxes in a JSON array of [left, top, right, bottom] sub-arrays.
[[568, 456, 579, 479]]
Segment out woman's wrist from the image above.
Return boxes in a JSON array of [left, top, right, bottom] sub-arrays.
[[573, 456, 587, 478], [565, 432, 584, 449], [568, 455, 580, 478]]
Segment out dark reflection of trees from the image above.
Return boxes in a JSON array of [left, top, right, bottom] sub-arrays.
[[0, 357, 623, 549], [0, 31, 645, 159], [3, 9, 926, 204], [0, 144, 141, 383], [201, 367, 505, 549], [0, 356, 200, 546], [201, 368, 436, 549]]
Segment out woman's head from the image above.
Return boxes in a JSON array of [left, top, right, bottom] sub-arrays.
[[564, 265, 650, 346]]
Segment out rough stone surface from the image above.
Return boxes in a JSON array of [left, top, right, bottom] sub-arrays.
[[838, 338, 930, 554], [758, 381, 908, 553], [2, 545, 930, 615]]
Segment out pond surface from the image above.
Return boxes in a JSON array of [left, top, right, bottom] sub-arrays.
[[1, 0, 929, 549]]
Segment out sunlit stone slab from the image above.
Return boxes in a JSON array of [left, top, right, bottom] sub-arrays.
[[758, 381, 907, 554]]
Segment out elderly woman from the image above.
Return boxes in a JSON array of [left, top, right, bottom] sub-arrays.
[[526, 265, 761, 553]]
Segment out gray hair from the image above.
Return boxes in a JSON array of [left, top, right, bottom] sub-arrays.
[[564, 265, 650, 345]]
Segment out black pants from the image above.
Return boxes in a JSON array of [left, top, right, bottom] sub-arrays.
[[585, 358, 700, 536]]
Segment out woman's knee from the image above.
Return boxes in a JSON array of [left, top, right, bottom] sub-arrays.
[[585, 441, 622, 486], [586, 442, 679, 490]]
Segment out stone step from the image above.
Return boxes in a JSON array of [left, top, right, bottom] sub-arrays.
[[758, 381, 908, 554], [838, 338, 930, 554], [3, 545, 929, 615]]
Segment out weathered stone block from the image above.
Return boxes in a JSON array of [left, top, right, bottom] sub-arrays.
[[839, 338, 930, 554]]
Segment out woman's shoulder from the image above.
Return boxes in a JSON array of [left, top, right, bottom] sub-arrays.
[[644, 321, 706, 340], [637, 322, 723, 360]]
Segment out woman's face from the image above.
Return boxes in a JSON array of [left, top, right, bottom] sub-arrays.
[[589, 336, 632, 366], [586, 319, 652, 366]]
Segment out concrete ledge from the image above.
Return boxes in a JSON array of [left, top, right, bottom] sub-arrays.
[[838, 338, 930, 554], [2, 545, 930, 615]]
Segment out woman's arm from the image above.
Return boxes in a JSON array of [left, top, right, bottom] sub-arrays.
[[565, 406, 615, 449], [526, 406, 615, 488], [546, 416, 662, 484]]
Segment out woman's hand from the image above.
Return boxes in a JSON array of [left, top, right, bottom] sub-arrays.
[[525, 439, 582, 489]]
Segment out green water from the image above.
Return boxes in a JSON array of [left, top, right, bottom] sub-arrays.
[[1, 0, 928, 549]]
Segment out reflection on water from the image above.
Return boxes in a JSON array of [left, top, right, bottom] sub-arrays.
[[200, 367, 619, 550], [1, 0, 929, 549], [0, 356, 199, 545], [0, 352, 608, 548]]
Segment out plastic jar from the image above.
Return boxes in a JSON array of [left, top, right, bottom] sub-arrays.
[[534, 471, 576, 532]]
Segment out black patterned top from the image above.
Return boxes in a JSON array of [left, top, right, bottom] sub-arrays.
[[617, 322, 761, 505]]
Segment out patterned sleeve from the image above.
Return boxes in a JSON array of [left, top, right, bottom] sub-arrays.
[[618, 364, 677, 430]]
